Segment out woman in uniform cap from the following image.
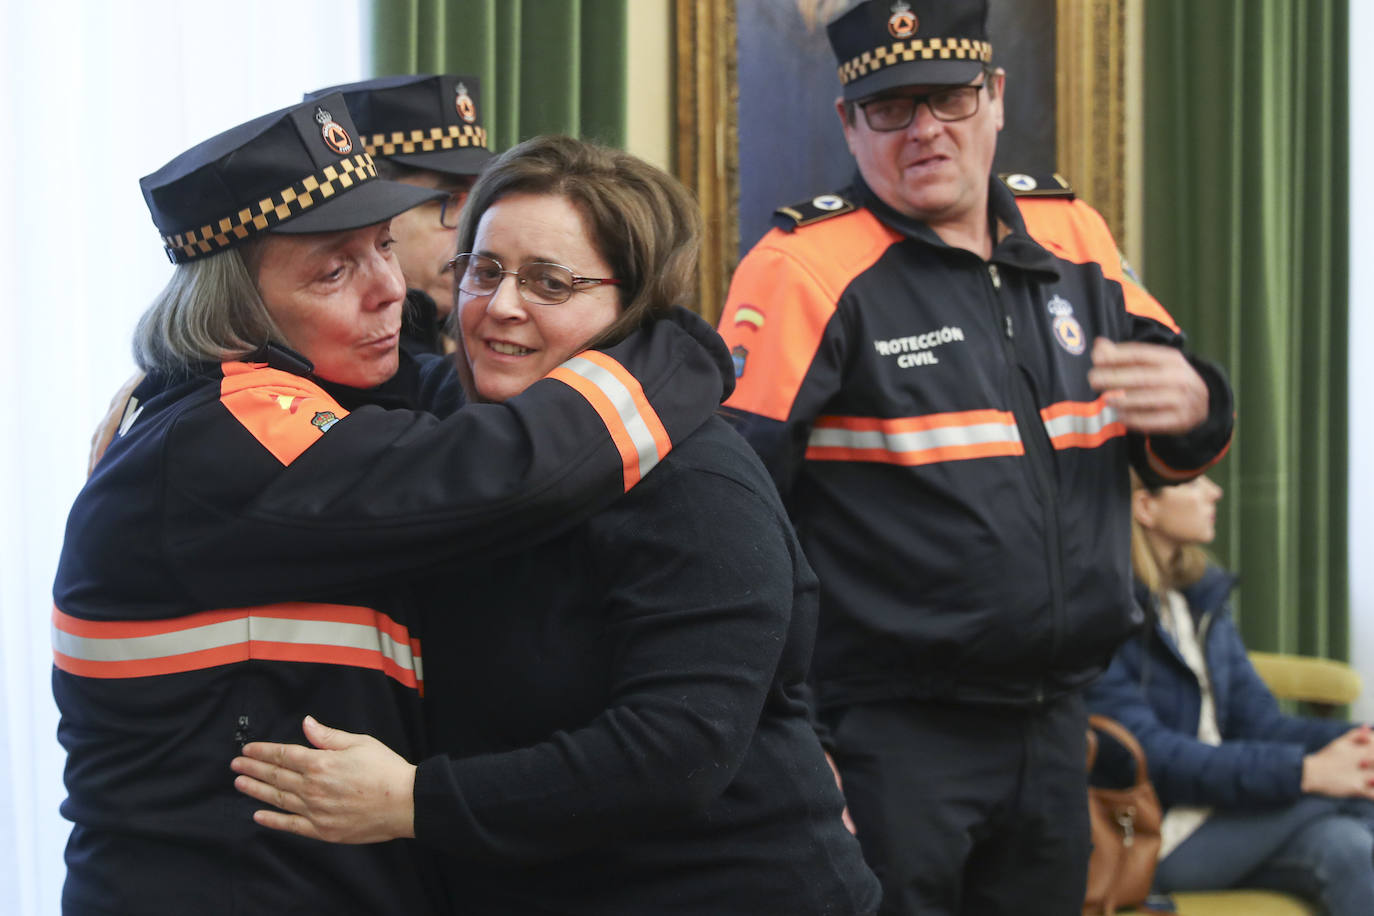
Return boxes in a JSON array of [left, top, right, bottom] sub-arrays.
[[54, 100, 726, 915]]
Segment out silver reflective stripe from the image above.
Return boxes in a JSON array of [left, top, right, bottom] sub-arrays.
[[1043, 405, 1121, 442], [560, 354, 662, 478], [808, 419, 1022, 455], [52, 610, 421, 682]]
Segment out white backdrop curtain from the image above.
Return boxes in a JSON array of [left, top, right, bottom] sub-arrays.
[[0, 3, 368, 912]]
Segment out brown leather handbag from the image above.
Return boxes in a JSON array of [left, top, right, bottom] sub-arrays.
[[1082, 714, 1163, 915]]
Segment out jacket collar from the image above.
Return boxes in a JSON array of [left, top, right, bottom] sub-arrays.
[[234, 342, 426, 411], [1181, 565, 1239, 618], [850, 171, 1062, 278], [1132, 564, 1238, 668]]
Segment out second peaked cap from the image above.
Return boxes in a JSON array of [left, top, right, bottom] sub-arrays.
[[308, 74, 493, 177]]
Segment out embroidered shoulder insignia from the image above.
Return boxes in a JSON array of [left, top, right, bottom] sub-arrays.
[[773, 193, 856, 232], [998, 172, 1075, 199]]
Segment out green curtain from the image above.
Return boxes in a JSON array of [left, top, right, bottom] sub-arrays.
[[1142, 0, 1348, 659], [369, 0, 628, 151]]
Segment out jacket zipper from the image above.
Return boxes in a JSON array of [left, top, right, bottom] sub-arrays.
[[986, 263, 1067, 697]]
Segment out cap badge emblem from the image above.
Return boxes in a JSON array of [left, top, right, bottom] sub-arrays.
[[888, 1, 918, 39], [315, 107, 353, 155], [455, 83, 477, 123]]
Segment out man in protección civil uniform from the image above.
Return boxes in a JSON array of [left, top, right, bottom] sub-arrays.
[[309, 74, 494, 355], [716, 1, 1234, 913]]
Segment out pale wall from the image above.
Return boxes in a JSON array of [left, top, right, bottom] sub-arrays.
[[624, 0, 672, 171]]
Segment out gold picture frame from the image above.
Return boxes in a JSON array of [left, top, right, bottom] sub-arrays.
[[674, 0, 739, 327], [674, 0, 1139, 326]]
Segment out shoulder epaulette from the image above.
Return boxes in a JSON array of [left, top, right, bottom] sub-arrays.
[[998, 172, 1075, 199], [772, 193, 856, 232]]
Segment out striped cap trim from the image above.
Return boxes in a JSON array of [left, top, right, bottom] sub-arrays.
[[52, 602, 423, 689], [366, 124, 488, 156], [161, 154, 379, 263], [547, 350, 672, 491], [837, 37, 992, 86]]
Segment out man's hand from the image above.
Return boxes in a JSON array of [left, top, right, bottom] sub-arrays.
[[1301, 725, 1374, 800], [1088, 338, 1208, 434], [825, 751, 857, 835], [231, 716, 417, 844]]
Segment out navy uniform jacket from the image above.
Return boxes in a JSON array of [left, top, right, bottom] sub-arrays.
[[52, 309, 729, 915], [717, 175, 1233, 711]]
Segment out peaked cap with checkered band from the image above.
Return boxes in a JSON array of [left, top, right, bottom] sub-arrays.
[[828, 0, 992, 101], [140, 93, 443, 263], [308, 74, 493, 177]]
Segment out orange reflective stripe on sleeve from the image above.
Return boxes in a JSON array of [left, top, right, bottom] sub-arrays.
[[219, 362, 350, 466], [52, 602, 423, 689], [1040, 397, 1126, 450], [720, 213, 903, 422], [1017, 197, 1180, 333], [547, 350, 671, 491], [806, 410, 1024, 466]]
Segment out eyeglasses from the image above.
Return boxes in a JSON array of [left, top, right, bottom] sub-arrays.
[[437, 188, 470, 229], [858, 76, 990, 132], [446, 253, 621, 306]]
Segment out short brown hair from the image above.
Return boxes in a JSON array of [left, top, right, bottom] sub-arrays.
[[454, 135, 701, 351]]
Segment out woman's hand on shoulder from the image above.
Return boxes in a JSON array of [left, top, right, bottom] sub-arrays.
[[88, 371, 145, 474], [231, 715, 417, 844], [1301, 724, 1374, 800]]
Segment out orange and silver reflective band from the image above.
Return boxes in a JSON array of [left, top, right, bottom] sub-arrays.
[[1040, 398, 1125, 450], [806, 399, 1126, 467], [806, 409, 1024, 466], [52, 603, 423, 690], [548, 350, 672, 490]]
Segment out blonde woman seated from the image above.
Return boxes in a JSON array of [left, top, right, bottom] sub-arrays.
[[1086, 471, 1374, 915], [232, 135, 882, 916]]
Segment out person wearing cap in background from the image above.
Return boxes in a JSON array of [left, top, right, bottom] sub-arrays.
[[308, 74, 493, 355], [715, 1, 1234, 913], [52, 95, 726, 915]]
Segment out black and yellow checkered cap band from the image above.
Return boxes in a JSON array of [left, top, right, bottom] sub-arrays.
[[161, 154, 379, 263], [365, 124, 488, 157], [838, 38, 992, 86]]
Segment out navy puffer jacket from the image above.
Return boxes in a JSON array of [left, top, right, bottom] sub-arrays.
[[1085, 565, 1348, 810]]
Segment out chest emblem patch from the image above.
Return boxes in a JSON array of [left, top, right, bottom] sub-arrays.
[[1048, 293, 1086, 356], [312, 411, 340, 432]]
